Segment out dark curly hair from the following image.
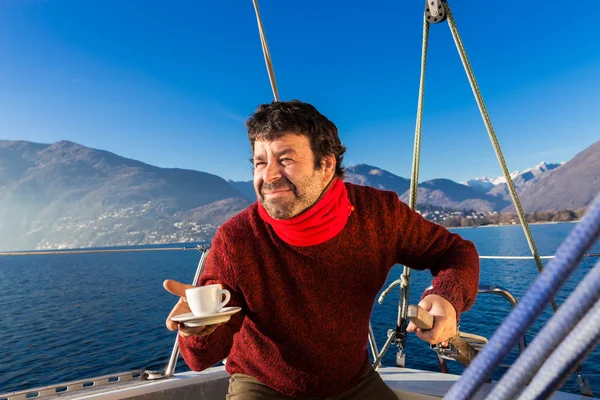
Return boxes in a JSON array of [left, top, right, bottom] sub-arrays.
[[245, 100, 346, 178]]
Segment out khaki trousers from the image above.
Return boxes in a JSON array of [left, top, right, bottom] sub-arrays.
[[225, 365, 398, 399]]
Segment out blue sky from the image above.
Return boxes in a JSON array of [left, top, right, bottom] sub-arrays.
[[0, 0, 598, 183]]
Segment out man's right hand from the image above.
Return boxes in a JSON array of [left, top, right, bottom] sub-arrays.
[[164, 279, 224, 338]]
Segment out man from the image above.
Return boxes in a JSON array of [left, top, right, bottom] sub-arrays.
[[164, 100, 480, 399]]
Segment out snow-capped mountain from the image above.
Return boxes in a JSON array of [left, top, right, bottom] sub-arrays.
[[463, 162, 563, 193], [462, 174, 517, 193]]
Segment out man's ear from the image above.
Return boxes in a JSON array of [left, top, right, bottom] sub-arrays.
[[322, 154, 336, 182]]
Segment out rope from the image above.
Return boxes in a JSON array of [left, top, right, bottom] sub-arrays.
[[398, 15, 430, 325], [388, 14, 431, 362], [374, 16, 430, 367], [517, 300, 600, 400], [485, 259, 600, 400], [444, 194, 600, 400], [372, 329, 398, 368], [377, 276, 409, 305], [251, 0, 279, 101], [444, 4, 556, 312], [409, 16, 429, 211]]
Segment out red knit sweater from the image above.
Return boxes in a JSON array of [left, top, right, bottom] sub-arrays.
[[178, 183, 480, 397]]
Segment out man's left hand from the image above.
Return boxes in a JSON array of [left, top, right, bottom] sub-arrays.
[[406, 294, 457, 346]]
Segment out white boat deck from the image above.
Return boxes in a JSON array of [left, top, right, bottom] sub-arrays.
[[10, 366, 588, 400]]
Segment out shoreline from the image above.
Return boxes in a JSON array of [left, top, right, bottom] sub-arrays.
[[448, 220, 579, 230]]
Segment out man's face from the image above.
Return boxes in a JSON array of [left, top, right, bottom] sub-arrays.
[[253, 133, 334, 220]]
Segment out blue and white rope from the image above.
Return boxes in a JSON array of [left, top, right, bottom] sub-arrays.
[[518, 300, 600, 400], [485, 259, 600, 399], [444, 194, 600, 400]]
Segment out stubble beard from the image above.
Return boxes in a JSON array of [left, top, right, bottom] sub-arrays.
[[259, 172, 325, 220]]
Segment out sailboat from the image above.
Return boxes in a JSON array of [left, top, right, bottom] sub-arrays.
[[2, 1, 599, 399]]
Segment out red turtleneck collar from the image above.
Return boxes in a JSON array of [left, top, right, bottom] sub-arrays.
[[257, 178, 354, 247]]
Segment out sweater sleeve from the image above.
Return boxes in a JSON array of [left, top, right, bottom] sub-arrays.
[[392, 195, 480, 319], [177, 228, 245, 371]]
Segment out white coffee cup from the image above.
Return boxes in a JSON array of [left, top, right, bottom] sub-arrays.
[[185, 284, 231, 316]]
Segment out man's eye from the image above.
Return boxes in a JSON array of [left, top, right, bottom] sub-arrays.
[[254, 162, 266, 168], [280, 158, 293, 164]]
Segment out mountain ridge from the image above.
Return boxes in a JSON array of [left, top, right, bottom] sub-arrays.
[[1, 139, 597, 251], [502, 141, 600, 212], [0, 139, 250, 251], [462, 162, 564, 195]]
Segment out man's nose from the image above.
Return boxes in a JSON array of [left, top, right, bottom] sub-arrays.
[[263, 161, 282, 184]]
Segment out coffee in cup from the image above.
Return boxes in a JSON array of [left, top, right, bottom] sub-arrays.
[[185, 284, 231, 316]]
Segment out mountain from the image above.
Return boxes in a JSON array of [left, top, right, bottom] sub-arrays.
[[399, 179, 510, 212], [517, 162, 563, 182], [1, 139, 596, 251], [0, 140, 250, 251], [461, 177, 499, 194], [504, 141, 600, 213], [486, 162, 564, 198], [342, 166, 509, 211], [463, 162, 563, 194], [344, 164, 411, 195], [228, 180, 256, 202]]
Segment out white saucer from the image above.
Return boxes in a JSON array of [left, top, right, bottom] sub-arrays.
[[171, 307, 242, 327]]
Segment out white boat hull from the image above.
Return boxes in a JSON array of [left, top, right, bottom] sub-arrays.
[[20, 366, 588, 400]]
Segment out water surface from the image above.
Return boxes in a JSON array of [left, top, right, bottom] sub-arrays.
[[0, 223, 598, 395]]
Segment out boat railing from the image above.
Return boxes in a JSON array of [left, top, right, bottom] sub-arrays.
[[477, 285, 525, 353], [0, 370, 145, 400]]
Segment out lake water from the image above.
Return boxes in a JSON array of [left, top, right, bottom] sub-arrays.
[[0, 223, 599, 396]]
